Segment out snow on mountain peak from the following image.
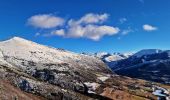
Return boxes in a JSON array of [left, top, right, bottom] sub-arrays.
[[0, 37, 111, 74], [95, 52, 110, 58], [11, 36, 25, 40], [133, 49, 163, 58], [0, 37, 78, 63], [0, 37, 36, 47], [2, 37, 26, 42]]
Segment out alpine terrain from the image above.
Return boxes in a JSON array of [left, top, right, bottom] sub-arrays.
[[100, 49, 170, 85], [0, 37, 170, 100]]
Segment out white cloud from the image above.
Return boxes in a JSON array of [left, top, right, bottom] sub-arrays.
[[65, 13, 119, 41], [79, 13, 109, 24], [29, 13, 120, 41], [35, 32, 40, 36], [28, 14, 65, 29], [122, 27, 134, 35], [67, 25, 120, 41], [84, 25, 120, 41], [51, 29, 65, 36], [143, 24, 157, 31], [67, 25, 84, 38], [119, 18, 127, 24], [67, 13, 109, 26]]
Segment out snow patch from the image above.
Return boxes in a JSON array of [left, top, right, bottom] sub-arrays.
[[98, 76, 109, 82], [84, 82, 100, 94], [104, 55, 124, 62], [153, 90, 167, 97]]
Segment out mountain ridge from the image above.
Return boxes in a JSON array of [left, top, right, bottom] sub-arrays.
[[0, 37, 170, 100], [0, 36, 114, 99]]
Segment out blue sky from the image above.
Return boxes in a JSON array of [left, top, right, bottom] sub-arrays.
[[0, 0, 170, 53]]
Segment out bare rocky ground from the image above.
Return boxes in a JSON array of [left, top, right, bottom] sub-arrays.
[[0, 79, 45, 100]]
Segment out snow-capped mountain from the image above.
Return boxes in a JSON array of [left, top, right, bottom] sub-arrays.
[[133, 49, 163, 58], [93, 52, 132, 62], [0, 37, 111, 73], [92, 49, 170, 84], [91, 52, 133, 70], [0, 37, 113, 100], [1, 37, 170, 100], [108, 49, 170, 84]]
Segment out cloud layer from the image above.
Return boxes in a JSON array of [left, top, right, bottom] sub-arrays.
[[28, 13, 158, 41], [67, 25, 119, 41], [51, 29, 65, 36], [27, 14, 65, 29], [78, 13, 109, 24], [65, 13, 119, 41], [143, 24, 157, 32], [122, 27, 134, 35], [28, 13, 120, 41], [119, 18, 127, 24]]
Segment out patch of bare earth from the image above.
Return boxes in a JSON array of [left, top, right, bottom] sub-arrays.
[[0, 79, 45, 100], [95, 75, 165, 100]]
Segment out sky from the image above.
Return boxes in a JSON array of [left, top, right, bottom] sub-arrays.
[[0, 0, 170, 53]]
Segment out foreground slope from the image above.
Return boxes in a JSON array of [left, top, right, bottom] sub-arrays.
[[0, 37, 112, 99], [0, 79, 45, 100]]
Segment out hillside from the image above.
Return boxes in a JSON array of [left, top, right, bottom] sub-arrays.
[[0, 37, 170, 100]]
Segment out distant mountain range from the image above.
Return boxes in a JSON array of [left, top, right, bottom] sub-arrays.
[[0, 37, 170, 100], [93, 49, 170, 84]]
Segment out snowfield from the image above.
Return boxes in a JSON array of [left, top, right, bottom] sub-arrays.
[[0, 37, 111, 73]]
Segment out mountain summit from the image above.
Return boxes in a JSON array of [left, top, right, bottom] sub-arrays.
[[0, 37, 111, 73], [0, 37, 113, 99], [133, 49, 163, 58]]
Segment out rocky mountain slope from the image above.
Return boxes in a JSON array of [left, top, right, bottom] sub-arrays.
[[0, 37, 170, 100], [0, 37, 113, 100], [0, 79, 45, 100]]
